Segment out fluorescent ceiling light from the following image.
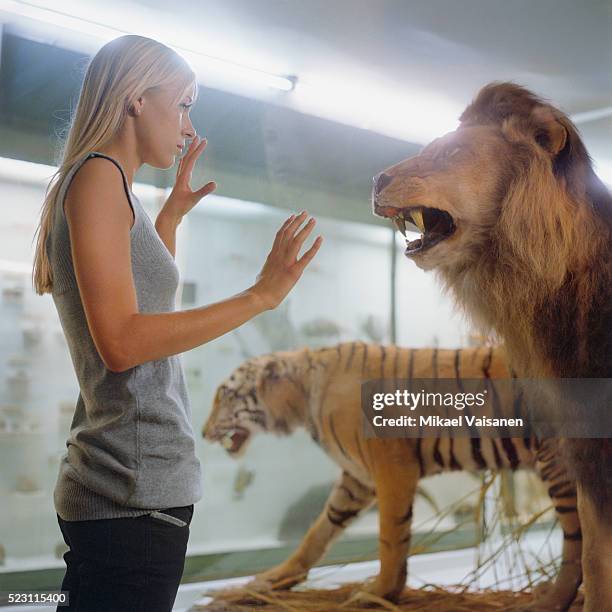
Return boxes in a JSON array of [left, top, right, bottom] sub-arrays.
[[0, 0, 458, 141], [0, 0, 609, 157], [0, 0, 295, 92], [293, 75, 462, 144]]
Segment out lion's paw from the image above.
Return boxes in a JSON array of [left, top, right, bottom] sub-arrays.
[[510, 580, 579, 612]]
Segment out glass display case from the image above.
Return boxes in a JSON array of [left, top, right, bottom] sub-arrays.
[[0, 160, 556, 587]]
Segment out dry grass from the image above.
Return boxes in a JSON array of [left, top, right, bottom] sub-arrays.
[[193, 472, 582, 611]]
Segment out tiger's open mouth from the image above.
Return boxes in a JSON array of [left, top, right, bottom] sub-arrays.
[[378, 206, 456, 255], [219, 427, 250, 455]]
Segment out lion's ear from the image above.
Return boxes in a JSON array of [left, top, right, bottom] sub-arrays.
[[531, 105, 568, 156]]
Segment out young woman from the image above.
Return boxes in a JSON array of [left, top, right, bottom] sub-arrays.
[[32, 34, 322, 612]]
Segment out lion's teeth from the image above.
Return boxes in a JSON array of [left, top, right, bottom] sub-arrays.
[[393, 216, 406, 236], [411, 209, 425, 232], [221, 435, 233, 449]]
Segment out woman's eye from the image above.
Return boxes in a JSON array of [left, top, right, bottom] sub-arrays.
[[180, 103, 193, 111]]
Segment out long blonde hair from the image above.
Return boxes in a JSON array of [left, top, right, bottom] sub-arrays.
[[32, 34, 197, 295]]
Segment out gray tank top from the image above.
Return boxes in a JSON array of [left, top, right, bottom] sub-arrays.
[[46, 151, 202, 521]]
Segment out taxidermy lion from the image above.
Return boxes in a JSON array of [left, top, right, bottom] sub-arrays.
[[203, 343, 581, 609], [372, 81, 611, 611]]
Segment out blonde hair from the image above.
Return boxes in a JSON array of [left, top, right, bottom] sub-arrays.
[[32, 34, 197, 295]]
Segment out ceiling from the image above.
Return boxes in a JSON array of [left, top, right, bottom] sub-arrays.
[[0, 0, 610, 226]]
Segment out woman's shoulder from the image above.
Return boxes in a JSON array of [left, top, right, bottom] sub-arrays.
[[63, 155, 135, 227]]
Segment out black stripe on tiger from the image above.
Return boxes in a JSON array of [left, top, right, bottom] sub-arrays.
[[455, 349, 486, 468], [432, 348, 438, 378], [327, 505, 359, 527], [340, 485, 361, 503], [449, 438, 462, 470], [554, 505, 578, 514], [329, 415, 351, 462], [501, 438, 520, 470], [362, 344, 369, 377], [540, 461, 563, 481], [433, 438, 445, 468], [345, 342, 357, 371], [490, 438, 503, 469], [396, 504, 413, 525], [563, 529, 582, 541], [399, 533, 412, 544], [455, 349, 476, 427], [482, 347, 494, 378], [548, 481, 577, 499], [470, 439, 488, 470], [393, 346, 399, 382], [415, 438, 425, 477], [380, 345, 386, 378], [354, 431, 368, 469], [407, 348, 415, 380]]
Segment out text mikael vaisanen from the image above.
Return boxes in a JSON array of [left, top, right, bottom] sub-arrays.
[[360, 378, 612, 438]]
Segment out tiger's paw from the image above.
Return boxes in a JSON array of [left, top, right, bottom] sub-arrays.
[[344, 577, 402, 608], [244, 564, 308, 592]]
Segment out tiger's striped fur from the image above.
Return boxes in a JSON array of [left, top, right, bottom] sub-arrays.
[[203, 342, 582, 609]]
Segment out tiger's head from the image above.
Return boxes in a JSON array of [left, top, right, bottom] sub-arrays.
[[202, 350, 309, 458]]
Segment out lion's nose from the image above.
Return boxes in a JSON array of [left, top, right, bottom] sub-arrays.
[[373, 172, 393, 195]]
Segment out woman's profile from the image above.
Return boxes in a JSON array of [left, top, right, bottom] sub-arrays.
[[31, 34, 322, 612]]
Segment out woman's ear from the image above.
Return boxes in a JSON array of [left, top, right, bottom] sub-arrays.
[[127, 97, 144, 117]]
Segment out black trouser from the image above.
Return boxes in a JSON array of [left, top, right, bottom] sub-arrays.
[[56, 505, 194, 612]]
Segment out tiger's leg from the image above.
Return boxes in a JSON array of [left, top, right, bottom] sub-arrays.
[[350, 439, 419, 605], [245, 470, 376, 591], [528, 439, 582, 611]]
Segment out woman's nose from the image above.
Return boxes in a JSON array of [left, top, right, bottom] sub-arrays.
[[183, 117, 196, 139]]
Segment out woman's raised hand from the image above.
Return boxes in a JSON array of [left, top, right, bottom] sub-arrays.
[[253, 211, 323, 311], [161, 135, 217, 221]]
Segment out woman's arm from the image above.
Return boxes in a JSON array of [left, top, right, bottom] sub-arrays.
[[154, 209, 181, 258], [116, 287, 265, 371], [154, 136, 216, 259], [64, 157, 321, 373]]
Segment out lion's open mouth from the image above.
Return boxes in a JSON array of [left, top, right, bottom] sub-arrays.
[[384, 206, 456, 255], [219, 427, 250, 455]]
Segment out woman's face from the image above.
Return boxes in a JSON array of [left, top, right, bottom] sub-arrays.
[[135, 82, 197, 169]]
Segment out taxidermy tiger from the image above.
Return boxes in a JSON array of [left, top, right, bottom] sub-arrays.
[[202, 342, 581, 610]]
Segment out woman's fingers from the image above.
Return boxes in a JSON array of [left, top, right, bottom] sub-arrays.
[[296, 236, 323, 272], [288, 218, 316, 260], [181, 136, 207, 181], [273, 214, 295, 249], [281, 211, 308, 246], [195, 180, 217, 199]]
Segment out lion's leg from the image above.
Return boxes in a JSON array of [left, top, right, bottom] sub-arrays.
[[578, 483, 612, 612], [246, 470, 376, 591], [562, 438, 612, 612], [350, 440, 419, 605], [528, 440, 582, 610]]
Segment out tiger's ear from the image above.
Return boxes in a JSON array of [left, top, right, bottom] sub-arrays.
[[258, 360, 282, 394], [531, 105, 568, 156]]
